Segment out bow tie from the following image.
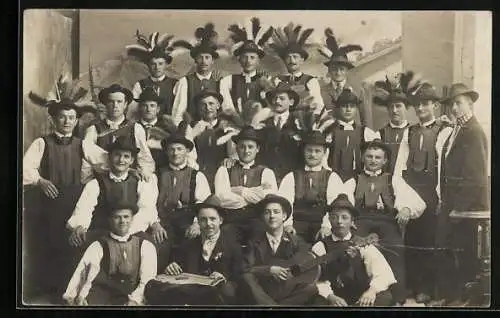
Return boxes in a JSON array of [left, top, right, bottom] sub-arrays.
[[338, 122, 355, 131], [287, 74, 301, 82]]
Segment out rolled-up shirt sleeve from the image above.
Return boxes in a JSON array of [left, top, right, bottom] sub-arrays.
[[311, 241, 334, 299], [171, 77, 189, 127], [364, 127, 381, 141], [134, 123, 156, 175], [82, 125, 109, 171], [214, 166, 247, 209], [278, 172, 295, 227], [66, 179, 100, 230], [360, 245, 397, 293], [393, 176, 426, 219], [307, 77, 325, 115], [240, 168, 278, 204], [219, 75, 235, 113], [128, 240, 157, 304], [130, 174, 160, 234], [23, 138, 45, 185]]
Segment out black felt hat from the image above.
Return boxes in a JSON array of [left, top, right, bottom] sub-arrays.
[[98, 84, 134, 105], [193, 89, 224, 106], [134, 87, 164, 104], [161, 132, 195, 151], [231, 126, 262, 145], [107, 136, 140, 155], [335, 88, 362, 107], [302, 130, 328, 146], [265, 81, 300, 109], [257, 194, 292, 221]]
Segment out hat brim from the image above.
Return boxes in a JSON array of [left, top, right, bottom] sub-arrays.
[[135, 97, 164, 104], [441, 90, 479, 104], [324, 60, 355, 70], [327, 204, 359, 217], [266, 90, 300, 109], [234, 47, 265, 59], [47, 102, 82, 118], [361, 140, 391, 158], [108, 146, 140, 155], [190, 47, 219, 60], [193, 91, 224, 106], [162, 137, 195, 151], [231, 135, 261, 145], [257, 196, 292, 221], [98, 87, 134, 105]]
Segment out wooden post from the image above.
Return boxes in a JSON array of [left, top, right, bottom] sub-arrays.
[[71, 9, 80, 79], [361, 82, 374, 128]]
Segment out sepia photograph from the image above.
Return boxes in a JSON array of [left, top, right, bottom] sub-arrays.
[[20, 9, 492, 308]]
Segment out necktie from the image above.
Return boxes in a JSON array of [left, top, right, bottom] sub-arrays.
[[335, 85, 343, 98], [202, 238, 217, 261], [276, 116, 282, 129]]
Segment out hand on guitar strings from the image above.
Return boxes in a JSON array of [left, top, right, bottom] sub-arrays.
[[209, 271, 227, 283], [165, 262, 183, 276], [356, 287, 377, 307], [270, 266, 291, 281], [327, 294, 348, 307], [284, 225, 297, 236]]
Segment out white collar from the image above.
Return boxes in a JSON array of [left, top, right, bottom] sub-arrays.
[[202, 230, 221, 244], [364, 169, 383, 177], [304, 165, 323, 172], [106, 116, 126, 127], [289, 71, 303, 78], [149, 74, 166, 82], [242, 70, 257, 78], [141, 118, 158, 127], [389, 120, 408, 129], [338, 119, 355, 127], [196, 72, 213, 81], [331, 232, 352, 242], [332, 79, 347, 89], [169, 162, 188, 171], [274, 111, 290, 123], [109, 171, 129, 182], [110, 231, 131, 242], [266, 231, 283, 244], [54, 131, 73, 138], [420, 118, 436, 127], [238, 160, 255, 169]]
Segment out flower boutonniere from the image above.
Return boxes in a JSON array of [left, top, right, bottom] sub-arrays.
[[213, 252, 223, 261], [282, 236, 290, 243]]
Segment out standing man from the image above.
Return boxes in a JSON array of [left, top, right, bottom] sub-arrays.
[[171, 23, 224, 126], [278, 131, 344, 243], [214, 126, 278, 245], [220, 17, 274, 114], [434, 83, 489, 305], [324, 88, 380, 183], [127, 30, 183, 116], [269, 23, 324, 113], [82, 84, 155, 182], [23, 101, 89, 300]]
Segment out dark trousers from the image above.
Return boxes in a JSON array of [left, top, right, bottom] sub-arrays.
[[144, 279, 237, 305], [314, 289, 393, 306], [355, 214, 407, 303], [86, 284, 130, 305], [222, 208, 263, 246], [294, 220, 322, 244], [241, 272, 317, 305]]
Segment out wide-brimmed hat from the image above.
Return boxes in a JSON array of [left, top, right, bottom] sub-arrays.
[[302, 130, 328, 147], [257, 194, 292, 221], [161, 132, 195, 151], [441, 82, 479, 104], [318, 28, 362, 70], [410, 83, 441, 103], [268, 23, 314, 61], [135, 87, 164, 104], [194, 195, 224, 215], [265, 82, 300, 109], [228, 18, 273, 59], [361, 139, 391, 158], [231, 126, 262, 145], [193, 89, 224, 106], [45, 101, 81, 118], [107, 136, 140, 155], [373, 71, 429, 107], [106, 202, 139, 216], [327, 193, 358, 217], [98, 84, 134, 105], [335, 88, 362, 107], [125, 30, 187, 65]]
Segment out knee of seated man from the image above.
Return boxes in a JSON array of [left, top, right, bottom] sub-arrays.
[[218, 282, 237, 298]]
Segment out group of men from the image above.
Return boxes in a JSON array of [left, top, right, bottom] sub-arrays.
[[22, 18, 489, 307]]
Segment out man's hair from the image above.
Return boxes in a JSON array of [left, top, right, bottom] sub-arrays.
[[364, 145, 388, 159], [107, 202, 138, 216]]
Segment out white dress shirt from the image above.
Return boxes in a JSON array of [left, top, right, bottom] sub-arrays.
[[219, 70, 258, 113], [387, 120, 410, 178], [201, 230, 221, 261], [320, 169, 426, 229], [214, 161, 278, 210], [62, 231, 157, 305], [23, 131, 89, 185], [82, 117, 156, 183], [171, 72, 214, 126], [435, 126, 454, 202], [278, 165, 343, 228], [273, 111, 290, 130], [266, 231, 284, 254], [66, 171, 160, 234], [312, 232, 397, 298]]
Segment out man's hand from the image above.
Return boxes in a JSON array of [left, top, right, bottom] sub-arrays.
[[130, 169, 151, 182], [327, 294, 348, 307], [209, 271, 226, 282], [356, 288, 377, 307], [346, 246, 360, 259], [315, 226, 332, 241], [69, 295, 88, 306], [126, 299, 140, 306], [185, 223, 201, 239], [69, 226, 87, 247], [396, 207, 411, 226], [223, 158, 236, 169], [150, 222, 168, 244], [164, 262, 183, 276], [38, 178, 59, 199], [269, 266, 290, 281], [231, 186, 245, 196], [284, 225, 296, 236], [260, 182, 273, 191]]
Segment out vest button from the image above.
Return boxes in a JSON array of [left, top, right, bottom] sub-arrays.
[[121, 279, 125, 283]]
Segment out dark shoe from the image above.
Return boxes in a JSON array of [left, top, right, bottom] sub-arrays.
[[415, 293, 431, 304]]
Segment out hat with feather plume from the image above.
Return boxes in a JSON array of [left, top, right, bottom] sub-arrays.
[[125, 30, 189, 65], [293, 107, 335, 141], [28, 73, 97, 118], [169, 23, 227, 60], [318, 28, 363, 69], [218, 100, 274, 133], [372, 71, 426, 107], [269, 22, 314, 60], [228, 17, 274, 58]]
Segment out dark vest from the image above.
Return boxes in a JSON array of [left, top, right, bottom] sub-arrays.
[[157, 166, 197, 220], [228, 163, 266, 187], [39, 134, 83, 187], [186, 73, 220, 122], [354, 172, 396, 216], [96, 234, 144, 294], [230, 73, 266, 112], [320, 235, 370, 301], [327, 122, 367, 182], [278, 73, 314, 98], [139, 76, 178, 115], [379, 124, 409, 175], [92, 173, 140, 230], [94, 119, 136, 151], [293, 168, 332, 222]]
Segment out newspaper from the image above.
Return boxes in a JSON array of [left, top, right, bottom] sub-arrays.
[[154, 273, 224, 287]]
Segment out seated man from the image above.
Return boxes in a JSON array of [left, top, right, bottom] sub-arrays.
[[312, 194, 396, 307], [241, 194, 317, 305], [62, 202, 157, 306], [214, 126, 278, 245], [144, 195, 243, 305], [67, 137, 159, 249]]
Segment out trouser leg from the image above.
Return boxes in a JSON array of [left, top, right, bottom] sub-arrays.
[[241, 272, 277, 305], [278, 282, 318, 305]]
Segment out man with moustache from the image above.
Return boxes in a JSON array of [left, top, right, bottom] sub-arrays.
[[241, 194, 317, 305], [82, 84, 155, 183], [145, 195, 243, 305], [214, 126, 278, 245], [63, 202, 157, 306], [323, 89, 380, 183], [171, 23, 223, 126], [278, 131, 344, 244], [220, 18, 274, 114], [433, 83, 489, 306], [23, 101, 90, 300]]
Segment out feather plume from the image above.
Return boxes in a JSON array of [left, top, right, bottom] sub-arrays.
[[171, 40, 194, 50], [283, 22, 294, 40], [135, 30, 151, 49], [338, 44, 363, 55], [245, 19, 254, 41], [297, 28, 314, 46], [251, 17, 261, 40], [250, 107, 274, 129], [219, 109, 246, 129], [28, 92, 49, 106], [228, 24, 247, 43], [195, 22, 218, 45], [325, 28, 339, 52], [290, 25, 302, 44], [272, 28, 287, 47], [321, 27, 363, 61], [157, 34, 175, 48], [149, 32, 159, 50]]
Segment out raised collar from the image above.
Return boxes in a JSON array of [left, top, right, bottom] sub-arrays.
[[331, 79, 347, 90], [199, 118, 219, 128], [109, 171, 129, 182], [363, 169, 383, 177], [149, 74, 166, 83], [331, 232, 352, 242], [242, 70, 257, 78], [201, 230, 221, 244], [54, 131, 73, 138], [420, 118, 436, 127], [238, 160, 256, 169], [389, 120, 409, 129], [304, 165, 323, 172], [109, 231, 131, 242], [273, 111, 290, 127], [140, 118, 158, 127], [196, 71, 213, 81], [106, 116, 126, 127], [169, 162, 188, 171], [337, 119, 355, 129]]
